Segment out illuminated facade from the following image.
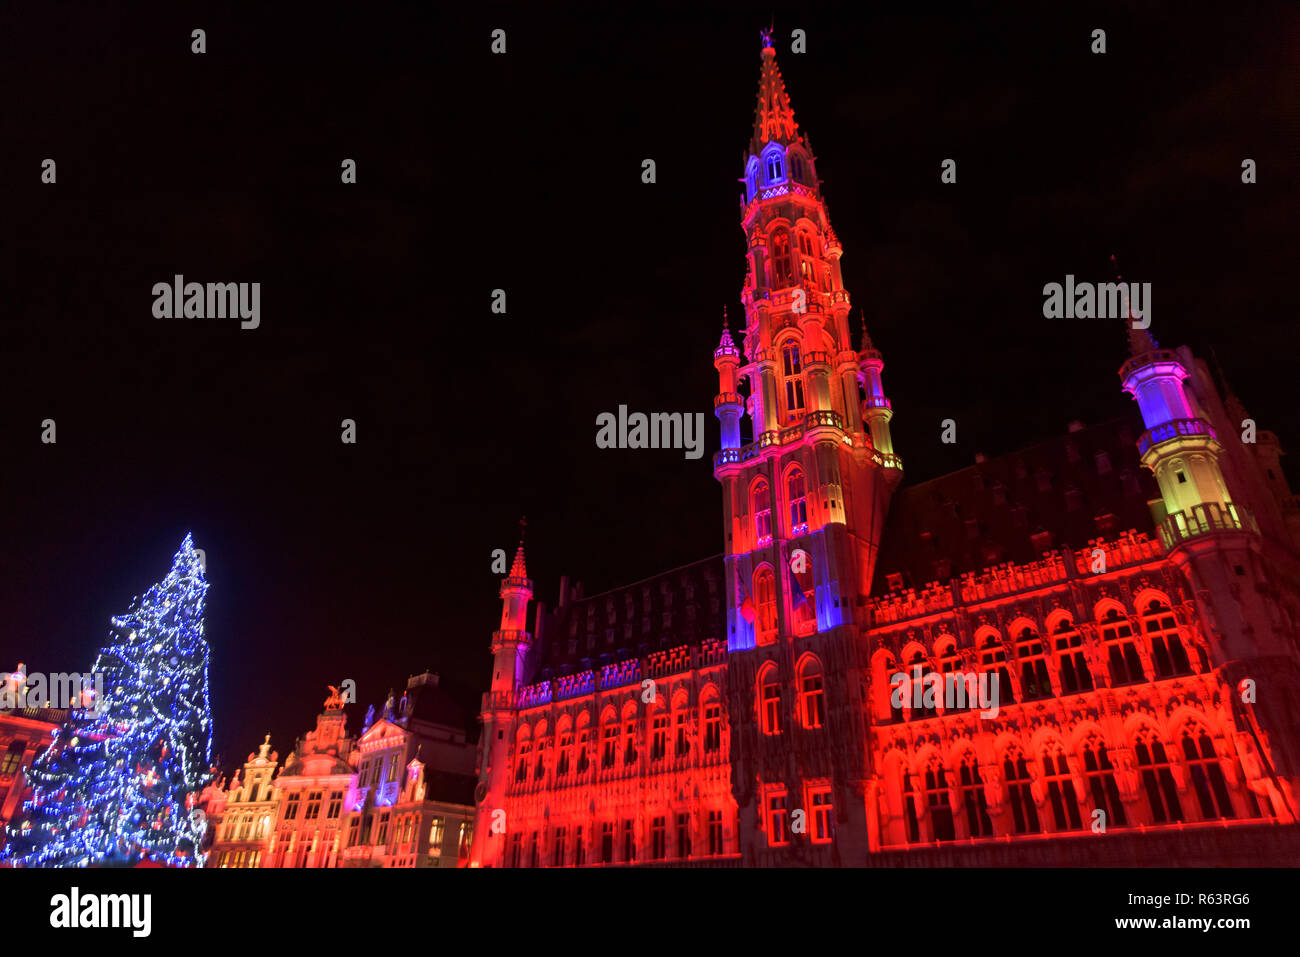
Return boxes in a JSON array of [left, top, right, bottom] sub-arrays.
[[470, 32, 1300, 867], [202, 674, 476, 868], [0, 667, 66, 835]]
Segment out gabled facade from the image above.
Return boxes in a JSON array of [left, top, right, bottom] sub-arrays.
[[200, 674, 477, 868]]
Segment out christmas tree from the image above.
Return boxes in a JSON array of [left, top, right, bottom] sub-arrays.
[[3, 534, 214, 867]]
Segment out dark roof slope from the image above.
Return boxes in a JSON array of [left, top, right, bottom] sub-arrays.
[[872, 415, 1160, 593], [530, 554, 726, 681]]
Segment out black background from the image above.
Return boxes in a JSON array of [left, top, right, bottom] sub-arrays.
[[3, 0, 1297, 769]]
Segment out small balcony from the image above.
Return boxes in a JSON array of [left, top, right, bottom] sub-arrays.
[[1137, 418, 1216, 456], [1157, 502, 1257, 548]]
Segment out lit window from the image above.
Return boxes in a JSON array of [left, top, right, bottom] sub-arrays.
[[758, 665, 782, 735], [764, 151, 784, 183], [753, 479, 773, 546], [787, 469, 808, 535], [808, 785, 833, 843], [781, 344, 805, 421], [770, 229, 793, 285], [798, 657, 824, 728], [765, 788, 789, 845], [755, 567, 778, 645], [553, 826, 567, 866], [703, 702, 722, 752]]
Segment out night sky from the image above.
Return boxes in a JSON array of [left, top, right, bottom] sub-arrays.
[[4, 2, 1297, 771]]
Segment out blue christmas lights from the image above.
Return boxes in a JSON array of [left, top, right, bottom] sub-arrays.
[[1, 534, 214, 868]]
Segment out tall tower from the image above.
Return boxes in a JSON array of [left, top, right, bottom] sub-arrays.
[[1121, 325, 1300, 821], [469, 535, 533, 867], [714, 30, 902, 864]]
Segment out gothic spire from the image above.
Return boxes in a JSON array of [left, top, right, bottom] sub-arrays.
[[509, 516, 528, 580], [752, 28, 802, 154]]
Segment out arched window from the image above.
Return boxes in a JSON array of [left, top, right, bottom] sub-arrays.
[[745, 158, 759, 200], [957, 751, 993, 838], [1015, 626, 1052, 701], [1141, 599, 1191, 677], [905, 650, 937, 720], [936, 642, 966, 713], [702, 694, 723, 753], [514, 730, 531, 784], [787, 468, 808, 535], [1135, 730, 1184, 823], [752, 480, 773, 546], [770, 229, 794, 285], [650, 710, 668, 762], [1003, 747, 1040, 834], [797, 655, 825, 729], [1099, 606, 1144, 685], [1180, 724, 1235, 820], [1052, 616, 1093, 694], [1081, 734, 1127, 827], [754, 566, 778, 645], [901, 766, 921, 843], [977, 632, 1015, 705], [797, 231, 815, 282], [924, 757, 956, 841], [1042, 743, 1083, 831], [600, 714, 618, 769], [576, 712, 591, 775], [789, 152, 804, 183], [556, 719, 573, 778], [758, 663, 782, 735], [781, 343, 805, 420], [764, 150, 784, 183]]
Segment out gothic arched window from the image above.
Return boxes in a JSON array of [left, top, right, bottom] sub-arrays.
[[1141, 598, 1191, 677], [754, 566, 778, 645], [797, 654, 824, 729], [752, 479, 773, 546], [924, 757, 956, 842], [789, 152, 805, 183], [770, 229, 794, 285], [787, 468, 808, 535], [764, 150, 784, 183], [1081, 734, 1127, 828], [757, 662, 782, 735], [957, 751, 993, 838], [781, 342, 805, 421], [1180, 724, 1234, 820], [1135, 730, 1184, 824]]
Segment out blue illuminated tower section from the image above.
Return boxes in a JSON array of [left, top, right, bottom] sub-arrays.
[[714, 30, 902, 864]]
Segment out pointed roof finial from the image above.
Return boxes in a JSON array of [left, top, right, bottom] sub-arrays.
[[858, 308, 876, 352], [1110, 253, 1158, 357], [510, 517, 529, 579], [715, 306, 739, 358], [752, 24, 801, 154]]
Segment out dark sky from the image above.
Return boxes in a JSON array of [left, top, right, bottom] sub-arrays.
[[3, 2, 1297, 771]]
